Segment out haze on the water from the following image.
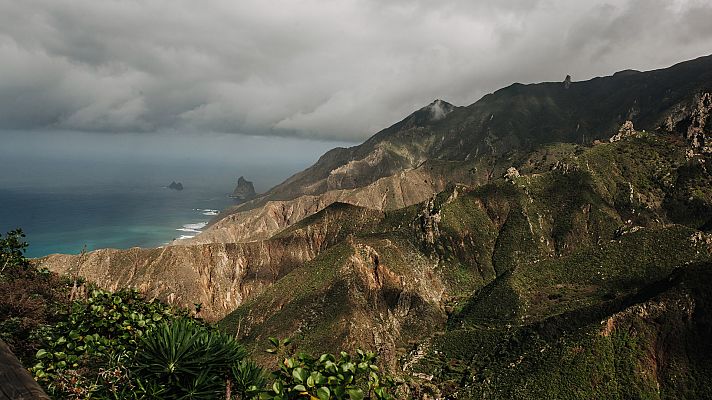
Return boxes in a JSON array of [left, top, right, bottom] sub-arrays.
[[0, 130, 352, 191], [0, 131, 352, 257]]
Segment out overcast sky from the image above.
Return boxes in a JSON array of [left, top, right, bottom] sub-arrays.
[[1, 0, 712, 142]]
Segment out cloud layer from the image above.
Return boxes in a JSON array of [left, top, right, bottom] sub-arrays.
[[1, 0, 711, 140]]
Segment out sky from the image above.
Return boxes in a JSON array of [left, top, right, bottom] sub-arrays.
[[1, 0, 712, 156]]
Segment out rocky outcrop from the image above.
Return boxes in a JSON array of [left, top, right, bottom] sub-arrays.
[[505, 167, 520, 180], [231, 177, 256, 202], [417, 196, 442, 246], [662, 91, 712, 154], [167, 181, 184, 191], [687, 92, 711, 153], [188, 160, 481, 245], [609, 120, 637, 142]]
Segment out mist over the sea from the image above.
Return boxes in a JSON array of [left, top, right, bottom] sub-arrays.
[[0, 130, 353, 191], [0, 130, 353, 257]]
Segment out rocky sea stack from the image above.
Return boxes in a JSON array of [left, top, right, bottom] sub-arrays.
[[230, 176, 256, 202], [167, 181, 183, 191]]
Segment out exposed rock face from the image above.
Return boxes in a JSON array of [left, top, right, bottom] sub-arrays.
[[505, 166, 520, 180], [231, 176, 256, 202], [190, 160, 485, 245], [417, 196, 442, 245], [167, 181, 183, 191], [38, 204, 384, 321], [220, 234, 449, 370], [38, 242, 309, 321], [609, 120, 636, 142], [662, 91, 712, 153], [687, 92, 711, 153], [563, 74, 572, 89]]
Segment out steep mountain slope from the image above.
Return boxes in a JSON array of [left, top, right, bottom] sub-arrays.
[[417, 246, 712, 399], [186, 159, 485, 244], [38, 203, 386, 320], [194, 54, 711, 250], [217, 54, 712, 217], [218, 134, 711, 370]]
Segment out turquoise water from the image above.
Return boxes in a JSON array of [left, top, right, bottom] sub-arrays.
[[0, 132, 353, 258], [0, 184, 235, 257]]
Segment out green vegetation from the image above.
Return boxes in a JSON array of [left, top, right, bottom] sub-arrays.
[[30, 288, 189, 397], [1, 229, 72, 362], [263, 338, 394, 399], [1, 230, 396, 399], [218, 131, 712, 398], [413, 223, 712, 398], [420, 261, 712, 399], [132, 318, 249, 399]]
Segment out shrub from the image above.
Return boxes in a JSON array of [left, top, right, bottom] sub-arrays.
[[0, 229, 71, 361], [133, 318, 252, 399], [231, 359, 267, 399], [0, 228, 30, 272], [263, 338, 394, 400], [31, 288, 189, 398], [2, 231, 392, 399]]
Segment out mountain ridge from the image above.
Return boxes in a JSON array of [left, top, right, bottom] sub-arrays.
[[211, 54, 712, 223]]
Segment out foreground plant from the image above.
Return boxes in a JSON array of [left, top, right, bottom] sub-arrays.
[[0, 229, 72, 361], [30, 288, 188, 398], [232, 359, 267, 399], [263, 338, 394, 400], [133, 317, 256, 399]]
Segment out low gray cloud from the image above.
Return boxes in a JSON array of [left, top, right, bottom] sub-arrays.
[[1, 0, 711, 141]]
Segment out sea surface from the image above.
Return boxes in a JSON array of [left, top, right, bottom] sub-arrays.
[[0, 183, 235, 258], [0, 131, 353, 258]]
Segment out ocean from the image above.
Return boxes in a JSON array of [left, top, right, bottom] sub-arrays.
[[0, 132, 353, 258], [0, 183, 235, 258]]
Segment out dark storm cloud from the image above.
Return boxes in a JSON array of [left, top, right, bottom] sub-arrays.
[[1, 0, 711, 141]]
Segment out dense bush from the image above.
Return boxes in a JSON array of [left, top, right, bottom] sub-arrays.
[[0, 229, 72, 361], [263, 338, 394, 400], [133, 317, 249, 399], [31, 288, 190, 398]]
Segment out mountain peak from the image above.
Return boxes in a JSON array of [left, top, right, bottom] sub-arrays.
[[421, 99, 455, 121]]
